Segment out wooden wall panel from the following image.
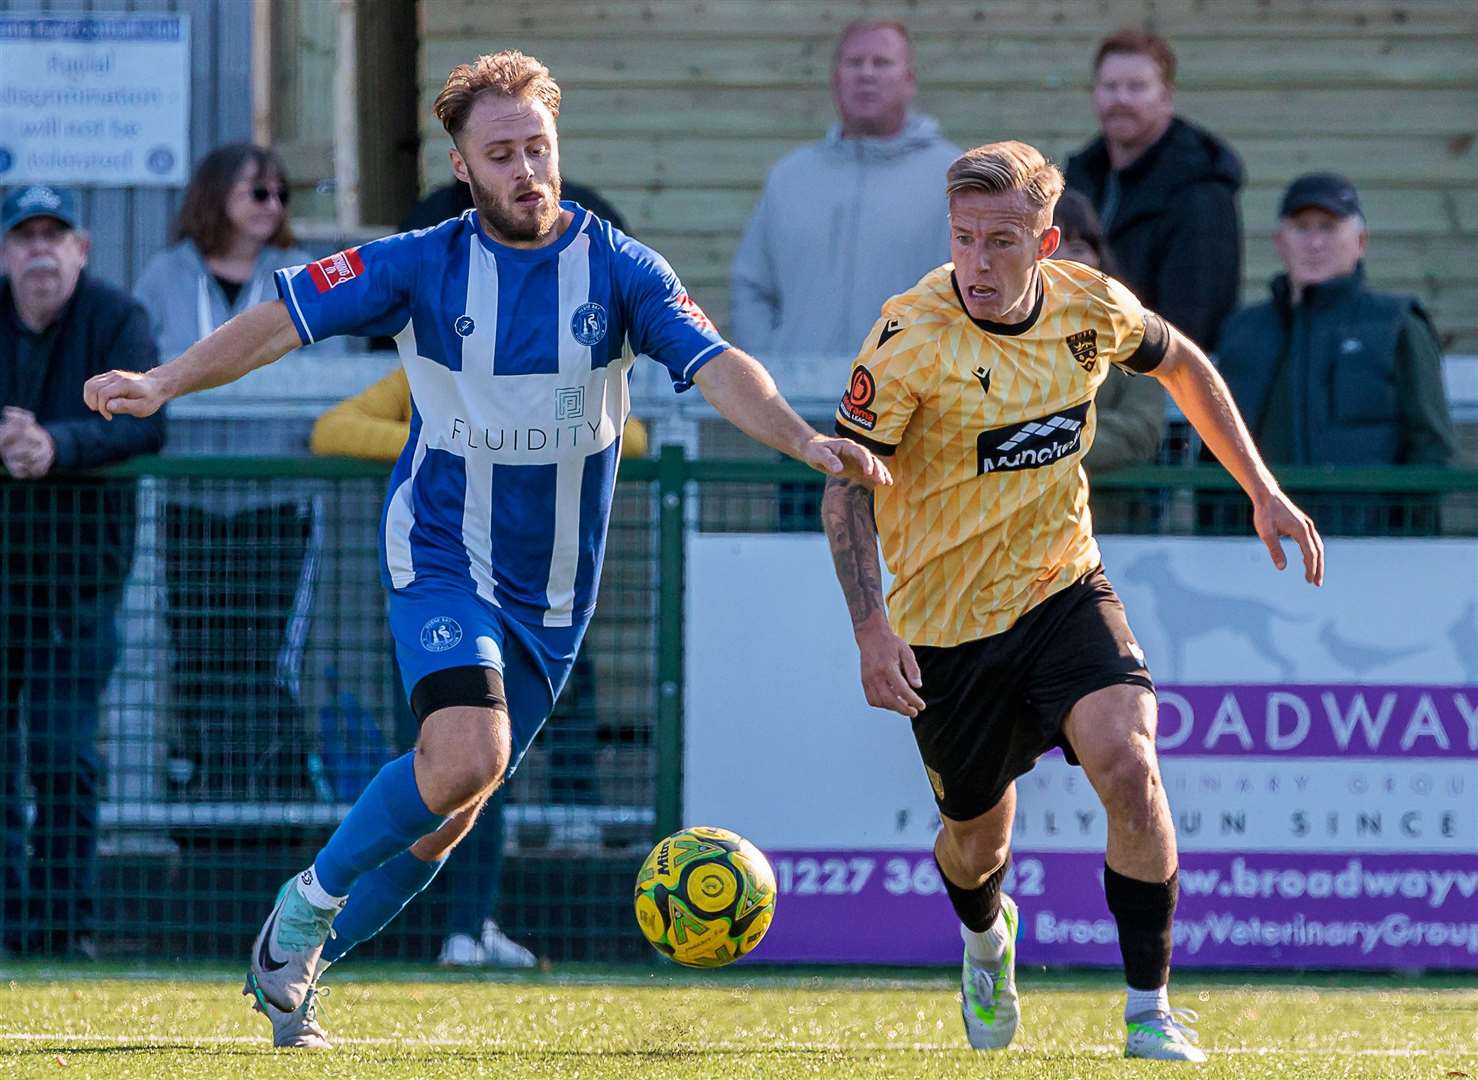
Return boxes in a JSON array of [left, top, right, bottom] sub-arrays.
[[412, 1, 1477, 347]]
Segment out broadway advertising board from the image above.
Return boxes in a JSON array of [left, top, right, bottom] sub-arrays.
[[685, 534, 1478, 968]]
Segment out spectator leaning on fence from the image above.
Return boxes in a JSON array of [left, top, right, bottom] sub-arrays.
[[1065, 29, 1244, 351], [133, 144, 331, 801], [310, 370, 648, 968], [0, 184, 165, 959], [730, 18, 960, 375]]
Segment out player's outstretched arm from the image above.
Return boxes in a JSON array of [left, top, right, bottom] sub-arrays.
[[84, 299, 303, 420], [1149, 324, 1325, 586], [821, 475, 925, 718], [693, 349, 892, 489]]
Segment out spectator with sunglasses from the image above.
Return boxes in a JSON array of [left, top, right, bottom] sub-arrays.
[[135, 145, 315, 363], [134, 144, 331, 802]]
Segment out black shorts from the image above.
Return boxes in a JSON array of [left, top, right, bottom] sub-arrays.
[[910, 567, 1153, 823]]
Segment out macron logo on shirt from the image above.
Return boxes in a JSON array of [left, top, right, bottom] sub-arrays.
[[307, 248, 365, 292]]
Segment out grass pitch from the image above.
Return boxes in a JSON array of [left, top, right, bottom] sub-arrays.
[[0, 964, 1473, 1078]]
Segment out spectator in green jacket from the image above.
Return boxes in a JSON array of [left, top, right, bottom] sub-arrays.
[[1052, 190, 1166, 532], [1216, 173, 1455, 467], [1212, 172, 1458, 534]]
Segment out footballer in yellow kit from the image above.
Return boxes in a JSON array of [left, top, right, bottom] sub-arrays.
[[836, 257, 1160, 648], [822, 141, 1324, 1061]]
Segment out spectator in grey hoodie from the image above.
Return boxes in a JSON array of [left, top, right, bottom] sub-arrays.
[[133, 144, 327, 802], [731, 19, 960, 390]]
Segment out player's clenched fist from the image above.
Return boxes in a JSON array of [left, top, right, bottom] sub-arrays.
[[84, 370, 167, 420]]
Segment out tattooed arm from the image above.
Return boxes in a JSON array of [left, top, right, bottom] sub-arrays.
[[821, 475, 926, 717]]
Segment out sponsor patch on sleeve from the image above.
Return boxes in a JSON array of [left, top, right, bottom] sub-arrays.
[[675, 290, 717, 334], [838, 365, 878, 431], [306, 247, 365, 292]]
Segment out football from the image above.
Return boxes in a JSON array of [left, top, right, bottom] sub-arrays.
[[633, 825, 777, 968]]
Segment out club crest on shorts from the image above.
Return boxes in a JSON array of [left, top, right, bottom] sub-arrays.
[[572, 301, 608, 346], [454, 314, 476, 337], [924, 764, 946, 801], [420, 616, 463, 653]]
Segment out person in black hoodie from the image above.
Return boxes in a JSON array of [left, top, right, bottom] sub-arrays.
[[1065, 30, 1244, 351], [0, 185, 165, 958]]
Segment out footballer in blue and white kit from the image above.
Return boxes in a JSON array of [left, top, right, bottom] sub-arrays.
[[274, 204, 726, 772], [83, 48, 890, 1049]]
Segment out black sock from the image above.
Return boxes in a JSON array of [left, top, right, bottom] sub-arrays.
[[1103, 864, 1178, 990], [935, 852, 1009, 933]]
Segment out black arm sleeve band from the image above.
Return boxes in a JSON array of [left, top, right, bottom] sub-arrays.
[[1119, 312, 1171, 374], [832, 421, 897, 457], [409, 664, 507, 723]]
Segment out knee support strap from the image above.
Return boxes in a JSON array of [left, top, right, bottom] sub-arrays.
[[410, 665, 507, 723]]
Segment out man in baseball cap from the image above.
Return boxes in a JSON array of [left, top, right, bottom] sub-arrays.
[[1, 182, 163, 958], [1, 184, 82, 235], [1209, 170, 1456, 530], [1276, 171, 1362, 221]]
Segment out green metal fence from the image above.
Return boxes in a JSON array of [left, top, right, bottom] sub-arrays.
[[1, 453, 1475, 965]]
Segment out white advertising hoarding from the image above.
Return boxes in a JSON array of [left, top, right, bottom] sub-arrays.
[[685, 534, 1478, 967]]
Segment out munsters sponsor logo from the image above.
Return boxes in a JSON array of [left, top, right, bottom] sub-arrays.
[[976, 401, 1089, 474]]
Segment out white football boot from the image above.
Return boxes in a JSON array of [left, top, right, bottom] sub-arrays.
[[243, 981, 333, 1049], [960, 893, 1021, 1050], [481, 919, 537, 967], [1125, 1006, 1207, 1062], [245, 875, 342, 1014]]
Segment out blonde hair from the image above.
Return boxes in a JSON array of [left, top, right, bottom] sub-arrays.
[[434, 50, 562, 140], [945, 141, 1065, 230]]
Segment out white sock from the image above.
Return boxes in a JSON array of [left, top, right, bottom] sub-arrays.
[[1126, 984, 1170, 1020], [961, 913, 1009, 966], [295, 865, 347, 911]]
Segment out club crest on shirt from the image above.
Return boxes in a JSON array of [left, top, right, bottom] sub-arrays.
[[1065, 328, 1099, 372], [572, 302, 608, 347], [454, 315, 476, 337], [420, 616, 463, 653], [839, 365, 878, 431]]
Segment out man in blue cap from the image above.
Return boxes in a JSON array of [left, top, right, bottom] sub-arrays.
[[1211, 172, 1457, 532], [0, 184, 164, 957]]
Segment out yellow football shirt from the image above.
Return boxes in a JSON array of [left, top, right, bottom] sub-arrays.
[[834, 258, 1167, 647]]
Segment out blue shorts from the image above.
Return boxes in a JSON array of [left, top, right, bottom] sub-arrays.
[[387, 582, 587, 776]]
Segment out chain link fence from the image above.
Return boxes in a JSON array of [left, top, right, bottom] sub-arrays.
[[1, 454, 1474, 963]]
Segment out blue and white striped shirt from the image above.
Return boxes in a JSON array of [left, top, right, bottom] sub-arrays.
[[275, 203, 728, 627]]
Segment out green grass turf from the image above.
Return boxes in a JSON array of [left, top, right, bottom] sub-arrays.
[[0, 965, 1473, 1078]]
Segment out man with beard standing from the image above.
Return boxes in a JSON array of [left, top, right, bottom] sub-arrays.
[[82, 51, 891, 1048], [1065, 30, 1244, 351], [1, 185, 165, 957]]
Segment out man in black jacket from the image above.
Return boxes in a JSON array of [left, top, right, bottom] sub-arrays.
[[1210, 173, 1456, 535], [1065, 30, 1244, 351], [0, 185, 165, 957]]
